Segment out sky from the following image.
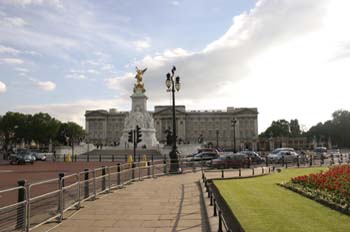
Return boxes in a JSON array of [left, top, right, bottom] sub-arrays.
[[0, 0, 349, 133]]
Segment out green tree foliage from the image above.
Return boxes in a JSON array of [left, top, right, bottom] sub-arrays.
[[0, 111, 84, 147], [308, 110, 350, 148], [29, 113, 61, 144], [290, 119, 301, 137], [260, 119, 290, 138], [57, 122, 85, 145], [260, 119, 301, 138]]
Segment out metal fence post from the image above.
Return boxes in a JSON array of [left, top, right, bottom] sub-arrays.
[[102, 166, 106, 191], [152, 159, 155, 178], [84, 169, 89, 198], [218, 210, 223, 232], [132, 163, 135, 180], [99, 154, 102, 162], [125, 155, 127, 163], [139, 163, 141, 181], [112, 154, 115, 162], [63, 154, 66, 162], [87, 154, 89, 162], [163, 159, 167, 174], [107, 166, 111, 192], [239, 168, 241, 177], [93, 170, 96, 199], [147, 161, 151, 177], [117, 163, 121, 186], [252, 168, 254, 176], [262, 167, 264, 174], [17, 180, 26, 230], [213, 199, 217, 216], [221, 169, 224, 179], [77, 174, 81, 210], [58, 173, 64, 222]]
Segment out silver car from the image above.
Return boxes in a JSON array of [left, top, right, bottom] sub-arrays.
[[268, 150, 298, 163]]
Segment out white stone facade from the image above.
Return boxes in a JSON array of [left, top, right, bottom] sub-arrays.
[[85, 105, 258, 150]]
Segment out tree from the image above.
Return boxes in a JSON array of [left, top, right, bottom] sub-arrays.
[[0, 112, 30, 147], [57, 122, 84, 145], [260, 119, 290, 138], [307, 110, 350, 148], [290, 119, 301, 137], [0, 111, 84, 150], [29, 113, 61, 145]]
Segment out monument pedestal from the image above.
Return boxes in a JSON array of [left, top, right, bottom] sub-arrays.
[[119, 89, 159, 149]]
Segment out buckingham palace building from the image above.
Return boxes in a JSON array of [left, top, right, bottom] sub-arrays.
[[85, 106, 259, 150]]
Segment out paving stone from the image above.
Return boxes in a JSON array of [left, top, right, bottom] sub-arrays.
[[51, 172, 208, 232]]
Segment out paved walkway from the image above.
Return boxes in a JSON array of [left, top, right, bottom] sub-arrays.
[[50, 172, 208, 232]]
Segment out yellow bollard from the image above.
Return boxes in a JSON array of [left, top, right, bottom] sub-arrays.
[[67, 153, 72, 162], [142, 155, 148, 167], [127, 155, 133, 168]]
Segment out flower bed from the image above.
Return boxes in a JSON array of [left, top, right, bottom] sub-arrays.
[[281, 165, 350, 215]]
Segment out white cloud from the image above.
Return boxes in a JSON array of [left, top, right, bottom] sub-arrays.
[[65, 73, 87, 80], [171, 1, 179, 6], [105, 72, 134, 94], [117, 0, 350, 132], [14, 67, 29, 73], [133, 38, 151, 51], [0, 81, 6, 93], [34, 80, 56, 91], [0, 16, 27, 27], [0, 45, 21, 54], [130, 48, 192, 69], [1, 0, 63, 8], [0, 58, 24, 64], [16, 98, 130, 127]]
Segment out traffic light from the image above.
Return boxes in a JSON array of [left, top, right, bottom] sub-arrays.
[[136, 125, 142, 144], [128, 130, 133, 143]]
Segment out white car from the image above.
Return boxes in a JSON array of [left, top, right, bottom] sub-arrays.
[[31, 152, 48, 161]]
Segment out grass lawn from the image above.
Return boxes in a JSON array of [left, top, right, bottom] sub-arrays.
[[214, 167, 350, 232]]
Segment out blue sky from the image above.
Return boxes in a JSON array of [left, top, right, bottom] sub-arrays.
[[0, 0, 350, 132]]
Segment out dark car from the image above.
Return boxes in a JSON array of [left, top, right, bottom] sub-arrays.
[[10, 151, 34, 165], [241, 151, 265, 164], [191, 152, 219, 162], [211, 153, 249, 169]]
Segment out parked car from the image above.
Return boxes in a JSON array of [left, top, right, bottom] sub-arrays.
[[197, 148, 219, 154], [268, 150, 298, 163], [9, 151, 34, 165], [241, 151, 265, 164], [31, 152, 47, 161], [211, 153, 248, 169], [267, 148, 295, 161], [329, 149, 340, 158], [314, 147, 328, 159], [191, 152, 219, 162]]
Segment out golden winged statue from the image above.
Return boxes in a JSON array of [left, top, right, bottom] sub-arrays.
[[134, 67, 147, 93]]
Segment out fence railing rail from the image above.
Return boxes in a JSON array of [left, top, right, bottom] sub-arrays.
[[0, 160, 168, 232]]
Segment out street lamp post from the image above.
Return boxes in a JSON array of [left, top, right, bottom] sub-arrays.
[[231, 119, 237, 153], [166, 66, 181, 173]]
